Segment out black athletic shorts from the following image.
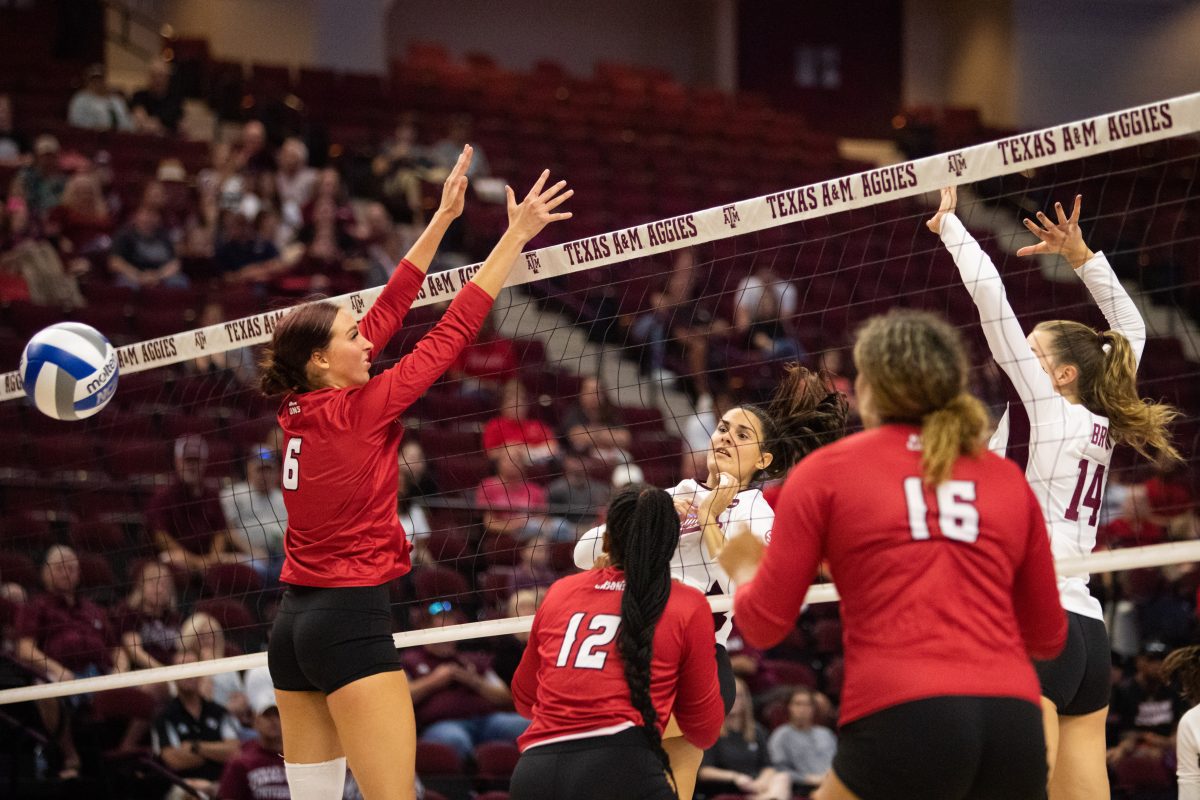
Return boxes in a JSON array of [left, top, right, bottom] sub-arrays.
[[1035, 610, 1110, 716], [268, 582, 403, 695], [511, 728, 673, 800], [833, 696, 1046, 800], [715, 644, 736, 714]]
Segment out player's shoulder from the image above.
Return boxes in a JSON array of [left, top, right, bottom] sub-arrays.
[[1179, 703, 1200, 734]]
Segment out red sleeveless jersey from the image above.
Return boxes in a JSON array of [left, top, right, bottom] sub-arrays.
[[512, 567, 725, 751], [278, 261, 492, 587], [734, 424, 1066, 725]]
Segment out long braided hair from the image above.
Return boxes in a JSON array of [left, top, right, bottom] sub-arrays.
[[740, 364, 849, 482], [605, 483, 682, 793]]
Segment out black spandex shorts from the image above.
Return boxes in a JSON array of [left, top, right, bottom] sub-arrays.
[[833, 696, 1046, 800], [511, 728, 673, 800], [1035, 610, 1110, 716], [715, 644, 735, 714], [268, 582, 402, 695]]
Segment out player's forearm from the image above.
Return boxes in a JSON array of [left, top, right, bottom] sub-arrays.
[[403, 210, 455, 274], [471, 228, 530, 298], [1076, 252, 1146, 362]]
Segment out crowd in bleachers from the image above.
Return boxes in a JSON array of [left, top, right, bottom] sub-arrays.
[[0, 8, 1198, 797]]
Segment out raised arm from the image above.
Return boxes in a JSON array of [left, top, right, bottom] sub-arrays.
[[358, 145, 475, 349], [1017, 194, 1145, 364], [352, 170, 572, 427], [928, 187, 1062, 426]]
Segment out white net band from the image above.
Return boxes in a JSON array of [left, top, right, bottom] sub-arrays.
[[3, 91, 1198, 398], [3, 539, 1198, 706]]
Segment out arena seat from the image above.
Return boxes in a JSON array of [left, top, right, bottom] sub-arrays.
[[0, 550, 39, 590], [761, 658, 818, 690], [194, 597, 257, 632], [77, 551, 117, 594], [411, 564, 472, 603], [68, 520, 126, 553], [473, 741, 520, 785], [415, 741, 464, 775], [202, 563, 265, 598]]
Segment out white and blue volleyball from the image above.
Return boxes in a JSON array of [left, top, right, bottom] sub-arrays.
[[20, 322, 119, 420]]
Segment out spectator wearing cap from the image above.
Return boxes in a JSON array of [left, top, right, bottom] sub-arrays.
[[109, 203, 189, 289], [217, 668, 376, 800], [67, 63, 133, 131], [1107, 640, 1189, 776], [402, 605, 530, 759], [148, 436, 233, 575], [130, 59, 183, 135], [219, 446, 287, 580], [153, 650, 240, 800], [10, 134, 65, 217]]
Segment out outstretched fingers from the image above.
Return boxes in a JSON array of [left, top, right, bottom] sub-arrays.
[[525, 169, 550, 199], [542, 187, 573, 212]]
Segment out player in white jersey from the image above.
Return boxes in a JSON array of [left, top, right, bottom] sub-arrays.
[[575, 364, 848, 799], [929, 186, 1180, 800], [1165, 646, 1200, 800]]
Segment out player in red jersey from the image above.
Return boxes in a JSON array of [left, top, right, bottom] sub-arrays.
[[721, 310, 1068, 800], [259, 147, 573, 800], [510, 484, 725, 799]]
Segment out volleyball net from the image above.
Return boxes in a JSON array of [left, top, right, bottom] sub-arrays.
[[1, 92, 1199, 706]]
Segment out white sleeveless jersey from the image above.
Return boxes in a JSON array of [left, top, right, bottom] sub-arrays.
[[941, 214, 1145, 621], [1177, 704, 1200, 800], [574, 478, 775, 646]]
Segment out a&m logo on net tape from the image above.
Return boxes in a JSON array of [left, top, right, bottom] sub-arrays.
[[525, 252, 542, 275], [722, 205, 741, 229], [193, 330, 207, 350], [948, 152, 967, 177], [350, 294, 366, 315]]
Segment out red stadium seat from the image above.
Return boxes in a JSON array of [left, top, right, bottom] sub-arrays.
[[415, 741, 464, 775], [77, 551, 117, 593], [69, 520, 126, 552], [0, 550, 39, 590], [194, 597, 257, 632], [411, 565, 471, 602], [761, 658, 818, 690], [473, 742, 520, 783]]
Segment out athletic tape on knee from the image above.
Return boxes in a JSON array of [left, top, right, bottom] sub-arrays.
[[285, 757, 347, 800]]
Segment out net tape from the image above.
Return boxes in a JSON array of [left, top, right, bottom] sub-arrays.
[[2, 92, 1197, 398], [2, 539, 1198, 705]]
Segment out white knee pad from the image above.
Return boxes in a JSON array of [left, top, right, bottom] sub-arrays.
[[285, 757, 347, 800]]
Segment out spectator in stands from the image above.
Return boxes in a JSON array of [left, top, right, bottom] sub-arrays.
[[561, 375, 632, 466], [359, 201, 407, 287], [67, 63, 133, 131], [14, 545, 126, 780], [1107, 641, 1185, 783], [179, 612, 248, 721], [109, 204, 190, 289], [215, 208, 282, 285], [45, 170, 113, 269], [111, 560, 181, 673], [448, 309, 518, 399], [699, 678, 791, 800], [220, 446, 287, 581], [373, 118, 431, 225], [730, 261, 803, 362], [766, 686, 836, 791], [475, 445, 553, 553], [188, 301, 258, 385], [431, 115, 490, 178], [144, 167, 193, 245], [10, 134, 66, 217], [398, 465, 432, 566], [218, 667, 374, 800], [275, 136, 316, 240], [147, 436, 233, 575], [130, 59, 184, 135], [546, 452, 609, 529], [490, 588, 542, 686], [0, 196, 86, 308], [400, 437, 440, 499], [0, 93, 28, 163], [236, 120, 275, 175], [482, 379, 559, 464], [1101, 483, 1166, 549], [402, 605, 529, 760], [153, 650, 241, 800]]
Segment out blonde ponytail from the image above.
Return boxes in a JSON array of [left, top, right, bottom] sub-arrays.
[[921, 393, 989, 487]]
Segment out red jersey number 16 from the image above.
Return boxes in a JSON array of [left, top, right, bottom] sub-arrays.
[[283, 438, 302, 491]]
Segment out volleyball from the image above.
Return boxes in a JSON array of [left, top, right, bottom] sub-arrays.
[[20, 322, 119, 421]]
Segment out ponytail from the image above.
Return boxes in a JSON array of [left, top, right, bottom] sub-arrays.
[[741, 364, 849, 480], [854, 311, 989, 486], [605, 483, 681, 793], [921, 393, 989, 487], [1164, 646, 1200, 704], [1034, 321, 1181, 466], [1093, 331, 1181, 465]]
